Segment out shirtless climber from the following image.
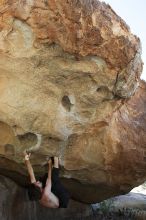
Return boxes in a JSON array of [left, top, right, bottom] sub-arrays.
[[24, 151, 70, 208]]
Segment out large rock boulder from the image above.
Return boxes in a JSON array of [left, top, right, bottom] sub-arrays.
[[0, 0, 145, 203]]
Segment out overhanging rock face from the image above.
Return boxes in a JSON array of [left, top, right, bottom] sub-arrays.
[[0, 0, 145, 203]]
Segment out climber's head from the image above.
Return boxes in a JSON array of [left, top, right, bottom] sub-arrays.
[[28, 181, 42, 201]]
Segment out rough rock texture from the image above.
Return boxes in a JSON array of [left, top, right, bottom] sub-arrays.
[[0, 0, 145, 203]]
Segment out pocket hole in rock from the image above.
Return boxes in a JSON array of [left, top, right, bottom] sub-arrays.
[[61, 95, 72, 111]]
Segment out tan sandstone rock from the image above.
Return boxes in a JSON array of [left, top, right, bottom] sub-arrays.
[[0, 0, 145, 203]]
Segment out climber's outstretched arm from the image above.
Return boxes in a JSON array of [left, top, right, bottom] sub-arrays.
[[44, 159, 52, 192], [40, 159, 59, 208], [24, 150, 36, 183]]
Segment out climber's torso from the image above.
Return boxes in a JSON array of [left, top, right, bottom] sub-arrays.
[[39, 188, 59, 208]]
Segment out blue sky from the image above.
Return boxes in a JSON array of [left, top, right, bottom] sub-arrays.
[[102, 0, 146, 81]]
